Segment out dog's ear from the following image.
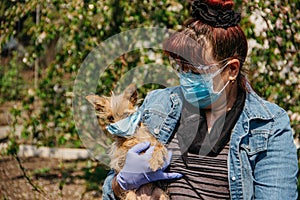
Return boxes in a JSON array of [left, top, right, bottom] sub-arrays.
[[85, 94, 108, 112], [123, 84, 138, 105]]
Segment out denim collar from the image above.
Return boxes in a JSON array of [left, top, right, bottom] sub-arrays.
[[242, 85, 274, 121]]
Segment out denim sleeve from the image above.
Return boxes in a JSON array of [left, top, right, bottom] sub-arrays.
[[102, 170, 117, 200], [253, 110, 298, 200], [137, 87, 182, 144]]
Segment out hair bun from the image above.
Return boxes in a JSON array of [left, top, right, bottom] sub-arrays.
[[204, 0, 234, 10], [191, 0, 241, 28]]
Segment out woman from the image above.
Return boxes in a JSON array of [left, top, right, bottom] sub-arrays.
[[102, 0, 298, 199]]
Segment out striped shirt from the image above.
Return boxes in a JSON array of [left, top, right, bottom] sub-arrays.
[[160, 88, 245, 199], [165, 134, 230, 200]]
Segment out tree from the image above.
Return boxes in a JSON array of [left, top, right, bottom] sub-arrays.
[[0, 0, 299, 155]]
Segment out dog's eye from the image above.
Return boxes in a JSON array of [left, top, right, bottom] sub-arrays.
[[107, 116, 114, 122]]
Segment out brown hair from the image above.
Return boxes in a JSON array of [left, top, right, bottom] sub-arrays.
[[164, 0, 249, 92]]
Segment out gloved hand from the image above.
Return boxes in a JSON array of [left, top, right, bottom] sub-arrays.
[[116, 142, 182, 190]]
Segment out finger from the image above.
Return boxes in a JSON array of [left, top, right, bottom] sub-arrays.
[[144, 146, 155, 155], [129, 142, 151, 154], [160, 172, 183, 180]]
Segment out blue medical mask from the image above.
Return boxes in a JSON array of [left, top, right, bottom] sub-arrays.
[[179, 64, 229, 108]]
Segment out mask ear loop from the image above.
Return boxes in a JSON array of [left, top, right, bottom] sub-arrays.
[[210, 62, 232, 93], [214, 79, 230, 94], [210, 62, 230, 79]]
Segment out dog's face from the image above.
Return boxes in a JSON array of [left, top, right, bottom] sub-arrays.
[[86, 84, 138, 125]]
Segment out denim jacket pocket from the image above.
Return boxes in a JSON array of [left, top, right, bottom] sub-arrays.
[[142, 109, 168, 136], [241, 130, 269, 156]]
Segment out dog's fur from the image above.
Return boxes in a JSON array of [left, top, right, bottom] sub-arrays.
[[86, 84, 169, 200]]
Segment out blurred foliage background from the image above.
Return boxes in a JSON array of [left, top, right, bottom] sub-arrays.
[[0, 0, 299, 193]]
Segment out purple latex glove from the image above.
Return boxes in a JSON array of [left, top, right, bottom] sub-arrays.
[[116, 142, 183, 190]]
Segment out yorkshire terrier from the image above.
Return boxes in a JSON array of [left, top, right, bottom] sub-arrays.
[[86, 84, 169, 200]]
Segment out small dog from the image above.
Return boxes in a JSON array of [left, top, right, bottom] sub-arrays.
[[86, 84, 169, 200]]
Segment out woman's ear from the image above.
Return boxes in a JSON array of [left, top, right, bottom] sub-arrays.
[[227, 59, 240, 81]]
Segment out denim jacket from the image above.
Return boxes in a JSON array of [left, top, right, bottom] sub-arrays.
[[102, 86, 298, 200]]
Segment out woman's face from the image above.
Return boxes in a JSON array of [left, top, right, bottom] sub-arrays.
[[181, 58, 240, 109], [180, 58, 239, 93]]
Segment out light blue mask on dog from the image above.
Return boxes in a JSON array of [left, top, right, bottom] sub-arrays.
[[180, 64, 229, 108], [106, 111, 141, 137]]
